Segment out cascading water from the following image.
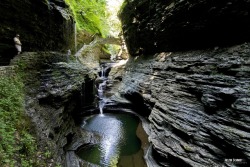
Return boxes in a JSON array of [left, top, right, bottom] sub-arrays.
[[74, 22, 77, 53], [97, 60, 128, 115], [75, 59, 150, 167], [98, 65, 108, 115]]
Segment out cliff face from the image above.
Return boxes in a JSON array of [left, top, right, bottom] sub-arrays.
[[119, 0, 250, 166], [120, 0, 250, 55], [0, 0, 75, 65], [118, 44, 250, 167], [10, 52, 96, 165]]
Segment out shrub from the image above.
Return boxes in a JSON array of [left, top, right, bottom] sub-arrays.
[[0, 73, 52, 166]]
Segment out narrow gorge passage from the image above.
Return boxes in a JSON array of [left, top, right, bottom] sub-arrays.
[[74, 62, 149, 166], [1, 0, 250, 167]]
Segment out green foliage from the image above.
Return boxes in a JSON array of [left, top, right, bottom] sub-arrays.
[[44, 150, 52, 159], [102, 45, 112, 55], [0, 73, 55, 166], [104, 44, 121, 56], [0, 75, 25, 166], [55, 163, 62, 167], [118, 0, 128, 16], [105, 0, 124, 37], [65, 0, 109, 37]]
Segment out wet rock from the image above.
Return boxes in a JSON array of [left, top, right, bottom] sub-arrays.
[[116, 43, 250, 166], [66, 151, 80, 167], [10, 52, 96, 165], [232, 98, 250, 112]]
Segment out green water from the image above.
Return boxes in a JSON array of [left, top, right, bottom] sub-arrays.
[[77, 113, 147, 167]]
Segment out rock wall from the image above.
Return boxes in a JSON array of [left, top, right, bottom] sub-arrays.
[[10, 52, 96, 165], [119, 0, 250, 166], [117, 44, 250, 166], [120, 0, 250, 55], [0, 65, 16, 76], [0, 0, 75, 65]]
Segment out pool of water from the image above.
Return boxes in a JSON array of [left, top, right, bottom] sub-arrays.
[[76, 113, 147, 167]]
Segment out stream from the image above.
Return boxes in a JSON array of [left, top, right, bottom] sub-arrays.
[[75, 62, 149, 167]]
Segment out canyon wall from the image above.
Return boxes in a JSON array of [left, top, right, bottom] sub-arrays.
[[10, 52, 96, 165], [119, 0, 250, 166], [0, 0, 75, 65], [120, 0, 250, 55], [118, 45, 250, 166]]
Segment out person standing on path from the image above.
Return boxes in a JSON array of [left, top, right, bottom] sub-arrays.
[[67, 49, 71, 62], [14, 34, 22, 55]]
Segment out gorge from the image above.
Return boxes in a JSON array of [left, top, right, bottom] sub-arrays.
[[0, 0, 250, 167]]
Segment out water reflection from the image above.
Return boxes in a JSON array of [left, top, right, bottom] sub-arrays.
[[77, 113, 145, 166]]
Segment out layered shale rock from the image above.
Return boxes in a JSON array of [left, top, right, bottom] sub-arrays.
[[10, 52, 95, 165], [0, 0, 75, 65], [117, 43, 250, 166], [119, 0, 250, 166], [120, 0, 250, 55]]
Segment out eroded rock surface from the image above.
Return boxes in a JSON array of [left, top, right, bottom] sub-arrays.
[[0, 0, 75, 65], [11, 52, 96, 165], [117, 43, 250, 166], [120, 0, 250, 55], [119, 0, 250, 166]]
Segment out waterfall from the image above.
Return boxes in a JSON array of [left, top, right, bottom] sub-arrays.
[[101, 66, 104, 77], [96, 60, 128, 115], [98, 81, 107, 114], [98, 65, 107, 115], [74, 22, 77, 53]]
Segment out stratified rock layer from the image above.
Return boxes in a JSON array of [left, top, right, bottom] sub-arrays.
[[120, 0, 250, 55], [118, 43, 250, 166], [11, 52, 95, 165], [0, 0, 75, 65]]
